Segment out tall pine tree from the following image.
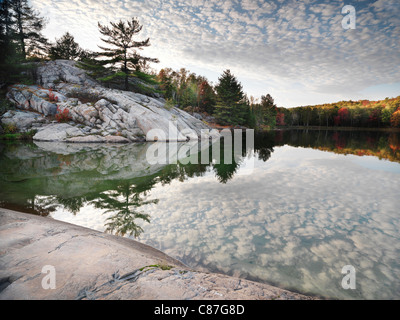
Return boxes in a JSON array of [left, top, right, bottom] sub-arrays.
[[94, 17, 159, 90], [10, 0, 48, 60], [214, 70, 248, 126], [1, 0, 48, 87]]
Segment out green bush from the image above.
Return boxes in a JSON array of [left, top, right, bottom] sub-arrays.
[[3, 123, 18, 134], [0, 96, 15, 117]]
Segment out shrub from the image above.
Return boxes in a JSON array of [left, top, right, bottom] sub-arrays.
[[55, 106, 71, 123], [0, 97, 15, 116], [48, 89, 59, 102], [3, 123, 18, 134]]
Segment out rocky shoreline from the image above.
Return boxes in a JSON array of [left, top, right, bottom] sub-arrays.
[[0, 208, 318, 300], [1, 60, 220, 143]]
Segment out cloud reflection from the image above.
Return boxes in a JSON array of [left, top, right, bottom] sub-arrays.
[[137, 146, 400, 299]]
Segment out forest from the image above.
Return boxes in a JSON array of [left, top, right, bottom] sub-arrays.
[[1, 0, 399, 131]]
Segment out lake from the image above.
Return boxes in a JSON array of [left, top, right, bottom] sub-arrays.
[[1, 129, 399, 299]]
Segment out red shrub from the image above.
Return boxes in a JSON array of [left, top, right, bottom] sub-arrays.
[[48, 89, 59, 102], [55, 106, 71, 123]]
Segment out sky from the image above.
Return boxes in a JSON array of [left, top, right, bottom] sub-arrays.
[[30, 0, 400, 108]]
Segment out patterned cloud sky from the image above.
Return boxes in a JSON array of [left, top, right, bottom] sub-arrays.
[[32, 0, 400, 106]]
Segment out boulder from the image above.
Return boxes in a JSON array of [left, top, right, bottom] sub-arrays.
[[104, 135, 130, 143], [36, 59, 98, 88], [1, 110, 46, 131], [0, 209, 317, 300], [33, 123, 84, 142], [65, 135, 106, 143]]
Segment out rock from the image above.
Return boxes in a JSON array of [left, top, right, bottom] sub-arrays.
[[36, 59, 98, 88], [6, 85, 65, 116], [0, 209, 318, 300], [29, 95, 57, 116], [192, 112, 203, 120], [1, 110, 46, 131], [0, 124, 3, 134], [33, 123, 84, 142], [65, 135, 106, 143], [104, 135, 130, 143], [6, 60, 220, 143]]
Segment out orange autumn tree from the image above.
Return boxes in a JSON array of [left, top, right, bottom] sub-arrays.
[[390, 108, 400, 127]]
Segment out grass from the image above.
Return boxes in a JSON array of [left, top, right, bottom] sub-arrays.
[[139, 263, 174, 272], [0, 130, 37, 141]]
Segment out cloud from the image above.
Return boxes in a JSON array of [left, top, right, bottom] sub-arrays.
[[31, 0, 400, 106], [49, 145, 400, 299], [131, 147, 400, 299]]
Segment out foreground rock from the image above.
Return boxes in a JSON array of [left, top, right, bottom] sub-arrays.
[[0, 209, 317, 300], [3, 60, 219, 142]]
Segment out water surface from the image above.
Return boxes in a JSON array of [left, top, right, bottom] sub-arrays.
[[1, 129, 399, 299]]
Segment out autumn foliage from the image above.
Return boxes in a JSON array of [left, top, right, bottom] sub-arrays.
[[276, 112, 285, 126], [55, 106, 71, 123], [278, 96, 400, 128], [48, 89, 59, 102], [390, 108, 400, 128]]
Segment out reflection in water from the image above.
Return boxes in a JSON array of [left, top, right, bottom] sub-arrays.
[[0, 129, 400, 299], [93, 182, 155, 237]]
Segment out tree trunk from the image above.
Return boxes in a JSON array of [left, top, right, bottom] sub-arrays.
[[124, 49, 128, 90], [16, 6, 26, 59]]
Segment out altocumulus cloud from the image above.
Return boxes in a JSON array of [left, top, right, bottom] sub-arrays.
[[49, 145, 400, 299], [135, 146, 400, 299], [32, 0, 400, 106]]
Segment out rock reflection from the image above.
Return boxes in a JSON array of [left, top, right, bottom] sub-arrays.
[[0, 129, 399, 236]]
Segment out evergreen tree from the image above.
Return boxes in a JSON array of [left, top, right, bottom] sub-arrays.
[[0, 0, 12, 47], [48, 32, 81, 60], [214, 70, 248, 126], [260, 93, 277, 127], [10, 0, 48, 60], [0, 0, 40, 87], [0, 0, 12, 64], [95, 17, 159, 90]]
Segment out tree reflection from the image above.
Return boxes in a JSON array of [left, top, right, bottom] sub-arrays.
[[212, 147, 241, 184], [92, 181, 157, 238], [1, 129, 399, 238]]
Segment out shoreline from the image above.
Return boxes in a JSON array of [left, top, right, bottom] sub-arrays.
[[0, 208, 319, 300], [275, 126, 400, 132]]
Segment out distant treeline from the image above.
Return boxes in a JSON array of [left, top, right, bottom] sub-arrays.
[[274, 97, 400, 129], [157, 64, 400, 129]]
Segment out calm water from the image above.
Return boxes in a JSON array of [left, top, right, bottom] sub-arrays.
[[1, 129, 400, 299]]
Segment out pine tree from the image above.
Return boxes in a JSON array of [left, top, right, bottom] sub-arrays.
[[10, 0, 48, 60], [214, 70, 248, 126], [95, 17, 159, 90], [48, 32, 81, 60], [1, 0, 39, 87], [260, 94, 277, 127], [0, 0, 12, 65]]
